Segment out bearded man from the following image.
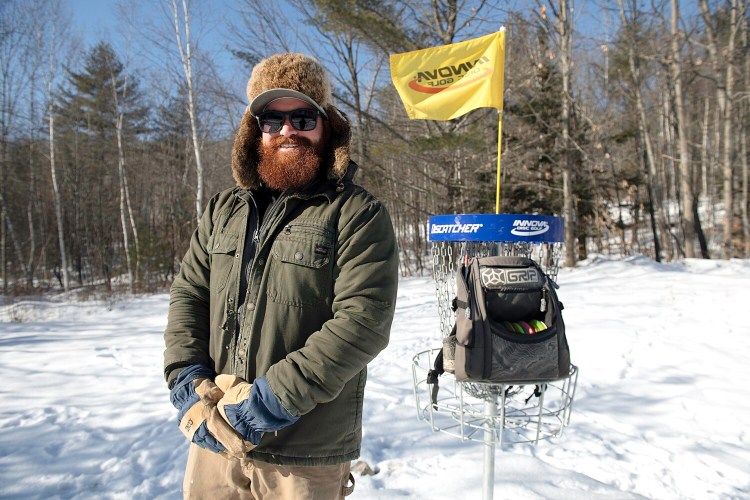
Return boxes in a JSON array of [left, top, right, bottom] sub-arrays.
[[163, 53, 399, 499]]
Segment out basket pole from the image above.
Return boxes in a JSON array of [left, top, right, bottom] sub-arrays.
[[483, 398, 497, 500]]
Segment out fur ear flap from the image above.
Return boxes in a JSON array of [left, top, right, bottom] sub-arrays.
[[325, 106, 351, 181], [231, 111, 261, 190]]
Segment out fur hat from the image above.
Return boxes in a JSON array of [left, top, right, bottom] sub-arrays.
[[231, 53, 351, 190]]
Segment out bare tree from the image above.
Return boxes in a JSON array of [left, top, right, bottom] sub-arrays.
[[105, 52, 137, 292], [46, 15, 69, 291], [742, 5, 749, 256], [669, 0, 697, 257], [700, 0, 743, 258], [288, 1, 388, 169], [557, 0, 576, 266], [617, 0, 669, 261], [536, 1, 577, 266], [230, 0, 298, 59], [169, 0, 205, 222], [0, 0, 34, 290]]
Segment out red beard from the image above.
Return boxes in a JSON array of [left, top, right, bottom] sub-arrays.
[[257, 136, 323, 191]]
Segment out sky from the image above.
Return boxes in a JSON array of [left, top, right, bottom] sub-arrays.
[[67, 0, 616, 75], [70, 0, 233, 50], [63, 0, 672, 119], [70, 0, 116, 35], [1, 255, 749, 498], [69, 0, 245, 94]]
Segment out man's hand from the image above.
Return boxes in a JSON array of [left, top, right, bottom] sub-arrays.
[[215, 375, 299, 445], [170, 365, 256, 457], [170, 365, 226, 453]]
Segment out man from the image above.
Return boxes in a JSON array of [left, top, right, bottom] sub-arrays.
[[163, 53, 399, 499]]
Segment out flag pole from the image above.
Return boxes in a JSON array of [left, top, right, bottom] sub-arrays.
[[487, 28, 506, 500], [495, 27, 506, 215], [495, 110, 503, 214]]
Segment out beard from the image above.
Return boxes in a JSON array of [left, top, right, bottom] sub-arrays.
[[257, 135, 325, 191]]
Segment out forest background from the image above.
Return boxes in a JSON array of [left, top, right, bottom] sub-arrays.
[[1, 0, 748, 295]]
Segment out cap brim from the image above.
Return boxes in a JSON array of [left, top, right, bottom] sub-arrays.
[[250, 89, 328, 119]]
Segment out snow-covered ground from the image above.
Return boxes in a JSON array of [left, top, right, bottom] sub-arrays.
[[0, 255, 749, 499]]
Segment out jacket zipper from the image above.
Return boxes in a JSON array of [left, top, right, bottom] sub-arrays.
[[254, 190, 288, 248], [241, 189, 331, 374], [239, 191, 291, 378]]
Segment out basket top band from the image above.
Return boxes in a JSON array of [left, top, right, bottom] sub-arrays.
[[428, 214, 564, 243]]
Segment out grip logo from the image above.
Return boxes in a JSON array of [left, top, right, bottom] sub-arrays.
[[510, 219, 550, 237], [481, 268, 541, 287]]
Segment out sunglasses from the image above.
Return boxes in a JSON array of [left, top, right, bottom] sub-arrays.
[[256, 108, 323, 134]]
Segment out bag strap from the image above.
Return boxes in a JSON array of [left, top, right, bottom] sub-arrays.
[[426, 349, 443, 410], [524, 384, 547, 404], [427, 319, 458, 410]]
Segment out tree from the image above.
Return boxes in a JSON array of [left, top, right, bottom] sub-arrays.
[[541, 0, 577, 266], [699, 0, 744, 258], [670, 0, 698, 258], [57, 42, 148, 290], [37, 0, 76, 291], [0, 0, 34, 291], [615, 0, 670, 261], [104, 46, 141, 292], [168, 0, 205, 223]]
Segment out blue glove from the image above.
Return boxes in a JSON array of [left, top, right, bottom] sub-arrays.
[[216, 375, 299, 445], [169, 364, 226, 453]]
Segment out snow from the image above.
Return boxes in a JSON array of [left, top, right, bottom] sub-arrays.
[[1, 255, 749, 499]]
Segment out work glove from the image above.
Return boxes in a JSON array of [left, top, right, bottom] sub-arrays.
[[169, 365, 256, 457], [215, 374, 299, 445]]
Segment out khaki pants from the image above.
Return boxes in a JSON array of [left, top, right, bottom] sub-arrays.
[[183, 444, 354, 499]]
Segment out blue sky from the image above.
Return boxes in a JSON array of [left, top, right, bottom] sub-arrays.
[[69, 0, 240, 68], [69, 0, 246, 102], [71, 0, 124, 49]]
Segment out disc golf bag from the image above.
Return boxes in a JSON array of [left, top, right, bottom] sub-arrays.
[[449, 256, 570, 383]]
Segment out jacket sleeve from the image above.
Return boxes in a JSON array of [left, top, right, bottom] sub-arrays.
[[265, 198, 399, 416], [163, 195, 220, 386]]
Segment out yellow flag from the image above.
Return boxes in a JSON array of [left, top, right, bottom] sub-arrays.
[[390, 30, 505, 120]]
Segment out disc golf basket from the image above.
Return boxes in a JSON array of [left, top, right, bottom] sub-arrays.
[[411, 213, 579, 500]]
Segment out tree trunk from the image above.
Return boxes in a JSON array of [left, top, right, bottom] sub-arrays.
[[0, 191, 28, 285], [701, 97, 715, 235], [670, 0, 696, 258], [27, 73, 37, 287], [171, 0, 204, 222], [558, 0, 576, 267], [617, 0, 669, 261], [115, 114, 134, 293], [700, 0, 740, 258], [721, 0, 737, 258], [49, 106, 69, 291], [743, 6, 749, 257], [1, 206, 4, 294], [742, 119, 749, 256], [124, 168, 140, 281], [108, 58, 137, 293]]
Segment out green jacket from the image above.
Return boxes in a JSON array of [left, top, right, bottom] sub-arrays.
[[163, 162, 399, 465]]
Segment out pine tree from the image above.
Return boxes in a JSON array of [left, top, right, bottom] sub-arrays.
[[55, 42, 148, 289]]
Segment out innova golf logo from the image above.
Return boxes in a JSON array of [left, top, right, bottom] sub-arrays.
[[510, 219, 550, 237], [409, 56, 493, 94]]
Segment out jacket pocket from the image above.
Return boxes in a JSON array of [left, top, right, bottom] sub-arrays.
[[208, 231, 239, 293], [268, 223, 333, 307]]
